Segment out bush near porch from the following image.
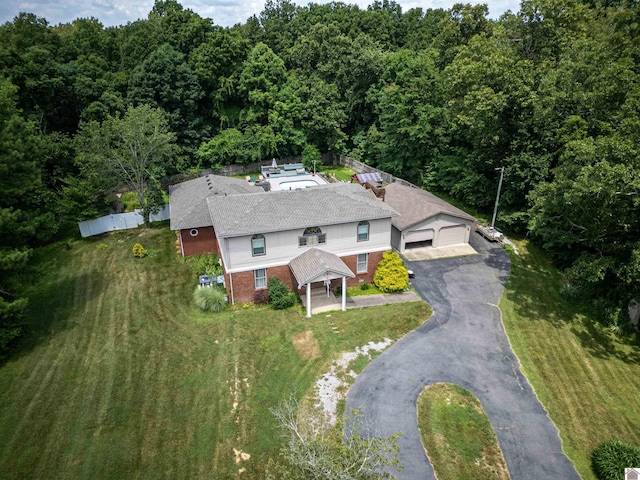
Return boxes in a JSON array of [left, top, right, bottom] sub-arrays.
[[374, 251, 409, 293]]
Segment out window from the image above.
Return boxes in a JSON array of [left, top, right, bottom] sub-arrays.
[[252, 234, 265, 256], [357, 221, 370, 242], [190, 228, 199, 236], [357, 253, 368, 273], [254, 268, 267, 289], [299, 227, 326, 247]]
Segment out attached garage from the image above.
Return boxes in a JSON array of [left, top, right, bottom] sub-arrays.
[[383, 183, 476, 254]]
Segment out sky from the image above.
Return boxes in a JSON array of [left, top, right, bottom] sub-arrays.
[[0, 0, 521, 29]]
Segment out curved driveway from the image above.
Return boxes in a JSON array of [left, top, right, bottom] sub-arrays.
[[346, 234, 579, 479]]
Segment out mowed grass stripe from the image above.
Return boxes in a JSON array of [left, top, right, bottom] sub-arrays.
[[0, 225, 430, 479], [500, 240, 640, 480]]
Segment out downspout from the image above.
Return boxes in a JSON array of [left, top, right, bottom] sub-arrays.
[[179, 230, 185, 256], [229, 272, 235, 305]]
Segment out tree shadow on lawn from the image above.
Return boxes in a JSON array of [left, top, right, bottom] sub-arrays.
[[570, 320, 640, 365], [4, 271, 100, 364], [501, 247, 574, 329]]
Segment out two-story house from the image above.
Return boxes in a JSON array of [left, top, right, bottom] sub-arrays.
[[169, 174, 398, 314]]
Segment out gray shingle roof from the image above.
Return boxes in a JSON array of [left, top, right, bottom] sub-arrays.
[[207, 182, 398, 237], [289, 248, 355, 286], [169, 175, 258, 230], [383, 183, 475, 231]]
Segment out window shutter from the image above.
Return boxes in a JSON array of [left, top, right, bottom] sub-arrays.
[[318, 233, 326, 244], [299, 236, 307, 247]]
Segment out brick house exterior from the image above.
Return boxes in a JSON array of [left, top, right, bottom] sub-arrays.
[[170, 175, 398, 311]]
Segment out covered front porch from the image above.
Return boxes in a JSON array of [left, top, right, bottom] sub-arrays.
[[289, 248, 355, 318]]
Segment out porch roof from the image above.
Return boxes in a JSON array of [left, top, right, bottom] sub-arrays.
[[289, 248, 355, 287]]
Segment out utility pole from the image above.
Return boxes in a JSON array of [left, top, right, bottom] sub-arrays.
[[491, 166, 505, 229]]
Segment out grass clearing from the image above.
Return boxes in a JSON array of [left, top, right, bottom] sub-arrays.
[[0, 224, 430, 479], [417, 383, 509, 480], [499, 239, 640, 480], [321, 165, 356, 182]]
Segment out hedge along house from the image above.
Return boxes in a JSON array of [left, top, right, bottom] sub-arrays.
[[169, 175, 399, 315], [383, 182, 475, 252]]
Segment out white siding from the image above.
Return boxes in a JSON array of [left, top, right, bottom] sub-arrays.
[[223, 218, 392, 273]]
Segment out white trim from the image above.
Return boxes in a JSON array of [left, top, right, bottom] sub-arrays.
[[222, 248, 389, 274]]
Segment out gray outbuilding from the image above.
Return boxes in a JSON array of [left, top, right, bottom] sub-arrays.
[[383, 183, 475, 253]]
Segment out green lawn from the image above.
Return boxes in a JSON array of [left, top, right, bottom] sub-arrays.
[[417, 383, 509, 480], [0, 225, 430, 479], [320, 165, 356, 182], [499, 239, 640, 480]]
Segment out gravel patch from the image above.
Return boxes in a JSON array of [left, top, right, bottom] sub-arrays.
[[314, 339, 393, 426]]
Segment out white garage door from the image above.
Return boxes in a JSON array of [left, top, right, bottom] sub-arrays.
[[405, 229, 434, 243], [438, 225, 466, 246]]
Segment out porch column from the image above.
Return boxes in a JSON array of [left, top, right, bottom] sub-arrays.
[[306, 282, 312, 318], [341, 276, 347, 311]]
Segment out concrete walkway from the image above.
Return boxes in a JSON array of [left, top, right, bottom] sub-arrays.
[[346, 291, 421, 308], [346, 234, 579, 480], [305, 289, 421, 315]]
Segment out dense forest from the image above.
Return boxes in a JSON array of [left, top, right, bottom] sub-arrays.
[[1, 0, 639, 355]]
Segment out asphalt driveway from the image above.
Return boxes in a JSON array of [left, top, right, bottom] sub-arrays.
[[345, 233, 580, 479]]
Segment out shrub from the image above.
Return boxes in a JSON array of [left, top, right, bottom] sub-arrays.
[[253, 289, 269, 305], [268, 277, 297, 310], [132, 243, 147, 258], [121, 192, 141, 211], [373, 251, 409, 293], [301, 144, 322, 172], [360, 283, 370, 291], [193, 287, 227, 313], [184, 253, 220, 277], [592, 439, 640, 480]]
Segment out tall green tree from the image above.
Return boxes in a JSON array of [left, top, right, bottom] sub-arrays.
[[364, 49, 448, 180], [75, 105, 177, 226], [128, 43, 206, 167], [0, 77, 47, 357]]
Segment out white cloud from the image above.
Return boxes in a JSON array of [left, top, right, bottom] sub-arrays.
[[0, 0, 520, 28]]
